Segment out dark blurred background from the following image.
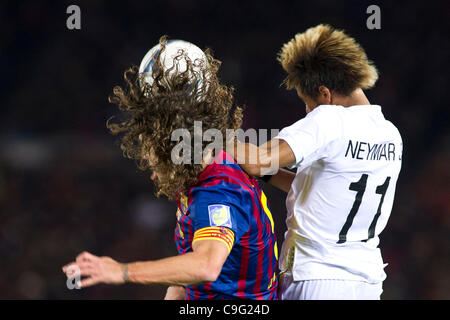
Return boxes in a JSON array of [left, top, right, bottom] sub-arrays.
[[0, 0, 449, 299]]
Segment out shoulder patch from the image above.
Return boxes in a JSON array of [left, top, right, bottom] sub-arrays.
[[208, 204, 232, 228]]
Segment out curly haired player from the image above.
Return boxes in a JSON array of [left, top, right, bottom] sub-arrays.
[[231, 25, 403, 300], [62, 37, 278, 300]]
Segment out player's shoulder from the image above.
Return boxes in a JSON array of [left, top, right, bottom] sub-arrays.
[[190, 164, 256, 203], [306, 105, 347, 136], [383, 117, 402, 140], [282, 105, 344, 133], [309, 104, 345, 117], [314, 104, 399, 131], [192, 172, 255, 198], [187, 168, 255, 222], [303, 105, 347, 129], [201, 152, 257, 187]]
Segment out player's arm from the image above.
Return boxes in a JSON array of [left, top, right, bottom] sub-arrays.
[[230, 138, 296, 193], [126, 239, 229, 286], [263, 168, 296, 193], [231, 139, 295, 177], [62, 238, 230, 288]]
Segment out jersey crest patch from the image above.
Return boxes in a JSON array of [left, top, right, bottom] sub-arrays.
[[208, 204, 232, 228]]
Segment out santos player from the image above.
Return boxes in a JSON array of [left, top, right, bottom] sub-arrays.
[[232, 24, 402, 299]]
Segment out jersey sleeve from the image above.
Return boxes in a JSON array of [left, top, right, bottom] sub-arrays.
[[188, 183, 252, 252], [275, 105, 343, 169]]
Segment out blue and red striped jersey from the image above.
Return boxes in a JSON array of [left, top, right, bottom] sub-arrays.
[[174, 150, 278, 300]]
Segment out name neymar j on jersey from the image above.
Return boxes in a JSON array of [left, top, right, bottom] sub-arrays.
[[345, 140, 403, 161]]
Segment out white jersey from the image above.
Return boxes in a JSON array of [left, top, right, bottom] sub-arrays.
[[276, 104, 402, 284]]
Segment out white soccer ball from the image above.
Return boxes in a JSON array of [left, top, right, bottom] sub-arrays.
[[139, 39, 209, 89]]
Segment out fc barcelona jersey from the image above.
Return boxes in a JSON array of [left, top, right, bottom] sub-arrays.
[[174, 150, 278, 300]]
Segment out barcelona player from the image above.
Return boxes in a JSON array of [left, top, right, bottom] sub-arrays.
[[62, 37, 278, 300]]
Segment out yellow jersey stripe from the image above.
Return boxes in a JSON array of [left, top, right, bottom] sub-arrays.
[[261, 191, 275, 234]]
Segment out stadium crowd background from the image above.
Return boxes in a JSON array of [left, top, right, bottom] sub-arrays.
[[0, 1, 448, 299]]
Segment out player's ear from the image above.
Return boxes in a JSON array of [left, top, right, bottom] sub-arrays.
[[318, 86, 332, 104]]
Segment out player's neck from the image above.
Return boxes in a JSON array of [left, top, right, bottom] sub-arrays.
[[334, 88, 371, 107]]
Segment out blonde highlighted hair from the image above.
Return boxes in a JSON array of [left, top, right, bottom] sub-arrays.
[[278, 24, 378, 98]]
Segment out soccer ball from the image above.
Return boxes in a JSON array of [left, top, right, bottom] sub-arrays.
[[138, 39, 208, 89]]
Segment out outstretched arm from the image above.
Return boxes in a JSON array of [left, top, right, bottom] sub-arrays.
[[62, 238, 229, 288], [229, 138, 296, 192], [230, 139, 295, 177]]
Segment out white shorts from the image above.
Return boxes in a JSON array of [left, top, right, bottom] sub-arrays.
[[279, 272, 383, 300]]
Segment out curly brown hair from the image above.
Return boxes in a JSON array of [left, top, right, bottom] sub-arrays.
[[278, 24, 378, 98], [107, 37, 243, 200]]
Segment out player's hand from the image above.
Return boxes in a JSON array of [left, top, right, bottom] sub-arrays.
[[62, 251, 125, 288], [164, 286, 186, 300]]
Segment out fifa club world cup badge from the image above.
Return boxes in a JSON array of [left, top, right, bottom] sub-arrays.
[[208, 205, 232, 228]]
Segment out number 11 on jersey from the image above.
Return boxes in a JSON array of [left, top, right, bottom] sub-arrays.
[[338, 174, 391, 244]]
